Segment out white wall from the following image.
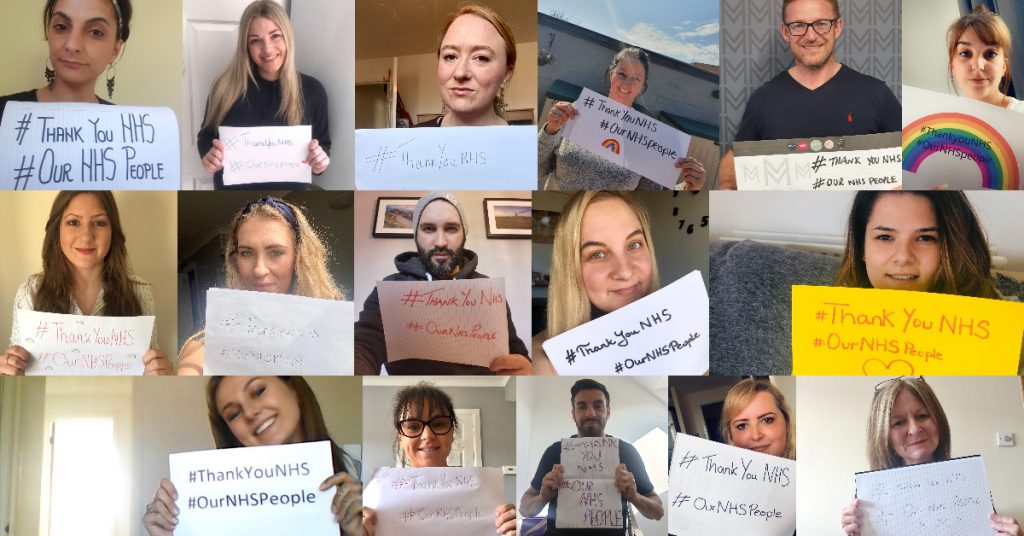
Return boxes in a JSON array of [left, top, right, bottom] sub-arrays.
[[796, 376, 1024, 534], [902, 0, 962, 93]]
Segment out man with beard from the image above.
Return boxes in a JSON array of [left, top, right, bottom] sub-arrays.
[[353, 191, 530, 375], [719, 0, 901, 188], [520, 379, 663, 534]]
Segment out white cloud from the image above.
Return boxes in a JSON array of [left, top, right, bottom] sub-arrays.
[[616, 22, 719, 65], [678, 21, 719, 38]]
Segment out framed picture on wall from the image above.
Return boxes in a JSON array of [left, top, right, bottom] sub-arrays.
[[372, 197, 419, 238], [483, 198, 532, 239], [532, 209, 560, 244]]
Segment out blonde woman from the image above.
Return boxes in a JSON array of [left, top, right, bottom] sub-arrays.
[[720, 378, 795, 460], [177, 196, 343, 374], [197, 0, 330, 189]]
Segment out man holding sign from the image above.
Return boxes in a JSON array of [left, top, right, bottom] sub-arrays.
[[354, 191, 530, 375], [520, 379, 663, 535]]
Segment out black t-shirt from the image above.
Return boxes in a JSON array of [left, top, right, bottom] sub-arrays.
[[529, 436, 655, 536], [0, 89, 112, 119], [733, 65, 901, 142]]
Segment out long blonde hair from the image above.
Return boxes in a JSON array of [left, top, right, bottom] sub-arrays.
[[546, 191, 660, 338], [203, 0, 304, 130], [866, 378, 951, 470], [720, 379, 796, 460]]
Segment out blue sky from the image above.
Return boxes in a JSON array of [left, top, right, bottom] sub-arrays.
[[540, 0, 719, 65]]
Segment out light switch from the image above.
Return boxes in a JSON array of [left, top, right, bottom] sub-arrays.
[[996, 432, 1014, 447], [502, 465, 516, 475]]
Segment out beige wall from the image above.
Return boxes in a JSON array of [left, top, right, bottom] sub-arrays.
[[2, 191, 178, 360]]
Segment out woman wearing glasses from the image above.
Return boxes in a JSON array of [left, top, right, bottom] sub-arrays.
[[538, 47, 705, 190], [945, 7, 1021, 112], [839, 377, 1020, 535], [362, 382, 517, 535]]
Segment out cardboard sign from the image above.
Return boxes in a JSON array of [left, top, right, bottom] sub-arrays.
[[557, 437, 622, 529], [855, 456, 994, 536], [0, 101, 179, 190], [376, 279, 509, 366], [669, 433, 795, 536], [204, 288, 354, 375], [13, 310, 154, 375], [219, 125, 311, 185], [355, 126, 535, 190], [733, 132, 902, 190], [902, 85, 1023, 190], [792, 286, 1024, 375], [363, 467, 504, 536], [561, 87, 691, 189], [169, 441, 336, 536], [542, 270, 709, 376]]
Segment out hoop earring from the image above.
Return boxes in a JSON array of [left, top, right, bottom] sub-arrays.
[[105, 64, 116, 100], [45, 57, 56, 90]]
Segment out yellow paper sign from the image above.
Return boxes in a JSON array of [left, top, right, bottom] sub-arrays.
[[792, 286, 1024, 375]]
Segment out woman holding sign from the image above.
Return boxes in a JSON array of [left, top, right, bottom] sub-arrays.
[[197, 0, 330, 189], [720, 378, 795, 460], [538, 47, 706, 190], [839, 378, 1021, 535], [362, 383, 517, 535], [2, 191, 170, 376], [946, 7, 1023, 112], [177, 196, 343, 375], [143, 376, 362, 535], [0, 0, 132, 115]]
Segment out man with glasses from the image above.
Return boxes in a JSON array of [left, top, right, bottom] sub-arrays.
[[520, 379, 663, 535], [354, 190, 531, 375], [719, 0, 901, 188]]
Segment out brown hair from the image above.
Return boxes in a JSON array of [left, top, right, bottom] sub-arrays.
[[609, 47, 651, 93], [437, 2, 517, 117], [720, 379, 796, 460], [834, 192, 998, 299], [946, 6, 1013, 96], [867, 378, 951, 470], [34, 192, 144, 316], [44, 0, 133, 41], [391, 382, 459, 466], [782, 0, 840, 21]]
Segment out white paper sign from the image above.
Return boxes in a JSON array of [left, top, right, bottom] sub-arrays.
[[204, 288, 353, 375], [855, 456, 995, 536], [0, 101, 179, 190], [669, 433, 795, 536], [169, 441, 336, 536], [734, 133, 902, 190], [542, 270, 709, 376], [354, 126, 536, 190], [377, 279, 509, 366], [13, 310, 154, 375], [558, 437, 622, 529], [363, 466, 504, 536], [219, 125, 311, 185], [560, 87, 691, 189], [902, 85, 1024, 190]]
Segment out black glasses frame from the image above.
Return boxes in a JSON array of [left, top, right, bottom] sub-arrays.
[[397, 415, 455, 438], [784, 18, 838, 36]]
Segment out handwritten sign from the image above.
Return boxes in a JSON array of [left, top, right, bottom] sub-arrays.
[[902, 85, 1023, 190], [220, 125, 311, 185], [792, 286, 1024, 375], [169, 441, 336, 536], [363, 466, 504, 536], [0, 101, 179, 190], [376, 279, 509, 366], [542, 270, 709, 376], [561, 87, 691, 189], [557, 437, 622, 529], [204, 288, 353, 375], [354, 126, 535, 190], [13, 310, 154, 375], [734, 132, 902, 190], [669, 433, 795, 536], [855, 456, 994, 536]]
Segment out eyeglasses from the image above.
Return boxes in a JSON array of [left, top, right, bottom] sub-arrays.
[[784, 18, 838, 36], [874, 376, 925, 391], [397, 416, 454, 438], [612, 70, 644, 86]]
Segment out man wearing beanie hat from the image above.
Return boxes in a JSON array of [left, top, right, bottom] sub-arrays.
[[354, 191, 531, 375]]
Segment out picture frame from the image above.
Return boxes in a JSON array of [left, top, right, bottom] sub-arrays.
[[483, 198, 532, 239], [372, 197, 419, 238], [532, 209, 561, 244]]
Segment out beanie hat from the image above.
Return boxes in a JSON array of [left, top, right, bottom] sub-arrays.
[[412, 191, 467, 239]]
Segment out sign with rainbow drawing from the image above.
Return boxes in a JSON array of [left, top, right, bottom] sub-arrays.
[[561, 87, 692, 189], [902, 85, 1022, 190]]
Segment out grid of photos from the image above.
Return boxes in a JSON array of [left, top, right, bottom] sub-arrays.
[[0, 0, 1022, 535]]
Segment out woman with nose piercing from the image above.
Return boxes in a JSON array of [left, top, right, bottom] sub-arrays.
[[143, 376, 363, 535], [538, 47, 706, 190], [840, 378, 1021, 536], [177, 195, 343, 375], [2, 191, 171, 376], [361, 382, 517, 536], [197, 0, 331, 189], [946, 6, 1022, 111], [720, 378, 795, 460], [0, 0, 132, 116]]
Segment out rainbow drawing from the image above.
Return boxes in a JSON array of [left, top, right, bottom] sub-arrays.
[[902, 112, 1020, 190], [601, 138, 621, 154]]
